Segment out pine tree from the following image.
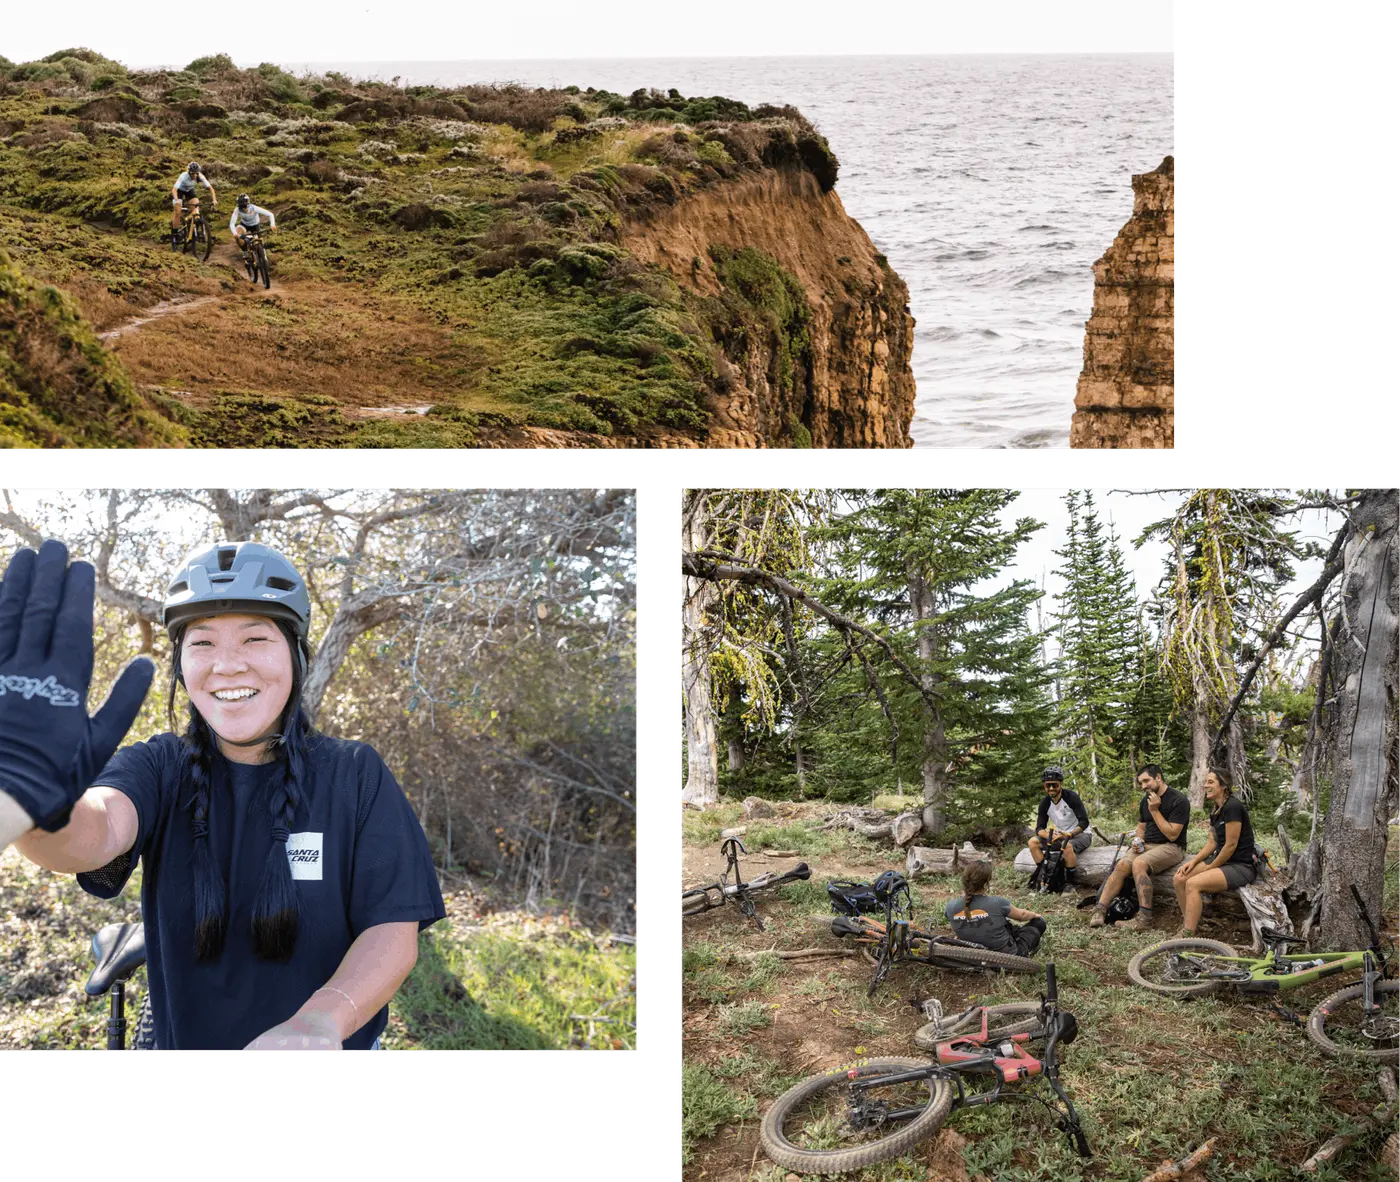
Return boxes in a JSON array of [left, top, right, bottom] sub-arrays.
[[816, 489, 1054, 835], [1051, 491, 1140, 810]]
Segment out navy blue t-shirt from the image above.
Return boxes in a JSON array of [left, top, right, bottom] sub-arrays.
[[78, 732, 445, 1049]]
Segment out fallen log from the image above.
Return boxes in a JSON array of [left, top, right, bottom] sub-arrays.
[[1301, 1069, 1398, 1171], [731, 946, 860, 962], [1140, 1138, 1216, 1182], [821, 807, 924, 846], [907, 843, 992, 878]]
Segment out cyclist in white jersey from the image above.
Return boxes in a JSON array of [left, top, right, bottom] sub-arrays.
[[230, 193, 277, 241], [170, 162, 216, 246]]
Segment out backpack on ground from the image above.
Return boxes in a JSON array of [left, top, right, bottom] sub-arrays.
[[1027, 842, 1070, 894], [827, 879, 881, 916]]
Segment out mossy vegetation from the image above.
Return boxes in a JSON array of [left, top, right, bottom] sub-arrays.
[[0, 50, 843, 446]]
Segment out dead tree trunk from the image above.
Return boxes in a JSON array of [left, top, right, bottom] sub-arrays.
[[909, 569, 947, 836], [1320, 490, 1399, 952], [682, 495, 720, 808]]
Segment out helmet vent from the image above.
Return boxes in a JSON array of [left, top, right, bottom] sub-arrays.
[[168, 580, 188, 595], [210, 575, 234, 584], [266, 576, 296, 591], [217, 548, 237, 571]]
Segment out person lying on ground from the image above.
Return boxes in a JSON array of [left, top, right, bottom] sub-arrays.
[[1171, 766, 1256, 939], [1028, 765, 1090, 879], [1088, 763, 1189, 932], [946, 860, 1045, 957]]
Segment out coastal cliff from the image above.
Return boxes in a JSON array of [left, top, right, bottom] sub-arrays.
[[0, 49, 915, 448], [1070, 155, 1174, 449]]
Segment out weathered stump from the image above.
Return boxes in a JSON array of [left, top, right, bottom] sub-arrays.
[[906, 843, 992, 878]]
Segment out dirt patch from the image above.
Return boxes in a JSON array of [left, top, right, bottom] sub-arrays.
[[97, 295, 218, 340]]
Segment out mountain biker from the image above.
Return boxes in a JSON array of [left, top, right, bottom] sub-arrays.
[[230, 193, 277, 247], [1028, 766, 1090, 881], [11, 540, 445, 1050], [1170, 766, 1256, 939], [945, 860, 1045, 957], [1087, 764, 1189, 932], [171, 162, 217, 247]]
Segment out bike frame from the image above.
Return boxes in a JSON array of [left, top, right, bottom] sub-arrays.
[[1168, 947, 1371, 994], [682, 838, 810, 930]]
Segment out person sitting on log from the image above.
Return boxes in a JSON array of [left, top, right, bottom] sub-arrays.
[[1171, 766, 1257, 939], [945, 860, 1045, 957], [1088, 764, 1189, 931], [1028, 766, 1090, 882]]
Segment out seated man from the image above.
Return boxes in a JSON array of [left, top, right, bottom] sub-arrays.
[[1172, 766, 1256, 939], [1088, 764, 1189, 931], [946, 860, 1045, 957], [1028, 766, 1090, 880]]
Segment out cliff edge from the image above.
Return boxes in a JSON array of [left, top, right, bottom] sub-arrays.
[[1070, 155, 1174, 449]]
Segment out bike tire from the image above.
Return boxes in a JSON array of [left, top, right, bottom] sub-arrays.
[[1307, 979, 1399, 1061], [1128, 938, 1237, 996], [925, 943, 1042, 975], [760, 1057, 954, 1176], [131, 994, 155, 1050], [913, 1001, 1043, 1051], [257, 244, 270, 288], [198, 217, 212, 262]]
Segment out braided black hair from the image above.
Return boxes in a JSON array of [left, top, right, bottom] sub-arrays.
[[167, 617, 313, 963]]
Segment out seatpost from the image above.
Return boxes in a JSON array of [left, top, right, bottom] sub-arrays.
[[107, 981, 128, 1050], [1045, 962, 1058, 1006]]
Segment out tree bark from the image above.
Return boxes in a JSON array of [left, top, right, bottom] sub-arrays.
[[1188, 691, 1210, 808], [1320, 490, 1399, 952], [910, 569, 947, 836], [682, 494, 720, 808]]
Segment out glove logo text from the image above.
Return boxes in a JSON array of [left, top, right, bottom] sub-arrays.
[[0, 675, 80, 708]]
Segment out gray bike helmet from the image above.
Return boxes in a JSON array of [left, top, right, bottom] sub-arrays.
[[163, 542, 311, 672], [188, 161, 202, 175], [1042, 766, 1064, 783], [236, 193, 250, 209]]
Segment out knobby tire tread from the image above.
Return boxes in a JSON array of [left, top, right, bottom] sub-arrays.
[[1128, 938, 1237, 995], [1307, 979, 1399, 1061], [760, 1057, 954, 1175]]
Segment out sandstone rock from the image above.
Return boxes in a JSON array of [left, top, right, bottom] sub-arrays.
[[742, 796, 775, 819], [1071, 155, 1174, 448]]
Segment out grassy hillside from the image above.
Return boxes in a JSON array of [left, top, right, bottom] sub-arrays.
[[0, 846, 634, 1050], [681, 798, 1399, 1181], [0, 49, 843, 446]]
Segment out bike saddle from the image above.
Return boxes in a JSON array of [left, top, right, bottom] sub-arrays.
[[830, 915, 867, 938], [86, 923, 147, 996], [1260, 926, 1307, 947], [789, 863, 812, 881]]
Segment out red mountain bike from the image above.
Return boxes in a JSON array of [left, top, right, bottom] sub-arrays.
[[760, 962, 1090, 1175]]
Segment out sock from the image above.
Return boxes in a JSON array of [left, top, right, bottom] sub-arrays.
[[1138, 906, 1154, 916]]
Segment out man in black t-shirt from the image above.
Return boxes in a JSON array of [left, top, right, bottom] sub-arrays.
[[1088, 764, 1190, 932]]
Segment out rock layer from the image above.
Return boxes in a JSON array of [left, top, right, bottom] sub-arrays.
[[620, 171, 916, 448], [1070, 155, 1174, 449]]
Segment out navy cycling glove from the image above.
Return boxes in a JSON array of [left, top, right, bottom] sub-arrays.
[[0, 540, 155, 832]]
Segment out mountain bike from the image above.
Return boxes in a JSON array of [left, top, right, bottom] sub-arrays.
[[173, 196, 213, 262], [760, 962, 1090, 1175], [681, 837, 811, 931], [238, 227, 271, 288], [1128, 885, 1398, 1060], [86, 922, 154, 1049], [828, 871, 1040, 995]]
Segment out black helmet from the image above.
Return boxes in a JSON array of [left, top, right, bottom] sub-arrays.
[[188, 161, 202, 174], [1042, 766, 1064, 783], [163, 542, 311, 674], [236, 193, 250, 209], [1105, 893, 1139, 924]]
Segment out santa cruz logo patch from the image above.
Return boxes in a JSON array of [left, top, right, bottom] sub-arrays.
[[0, 674, 80, 707], [286, 832, 323, 881]]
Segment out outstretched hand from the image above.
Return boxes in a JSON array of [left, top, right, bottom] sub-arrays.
[[0, 540, 155, 831]]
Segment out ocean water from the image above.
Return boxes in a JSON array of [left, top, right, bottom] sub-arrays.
[[285, 55, 1173, 448]]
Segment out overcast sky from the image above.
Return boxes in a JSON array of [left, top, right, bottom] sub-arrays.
[[4, 2, 1172, 69]]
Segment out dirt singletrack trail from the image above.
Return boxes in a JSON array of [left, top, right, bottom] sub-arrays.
[[97, 295, 220, 341]]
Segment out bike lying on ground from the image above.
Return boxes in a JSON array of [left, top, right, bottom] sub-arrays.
[[681, 837, 811, 932], [760, 962, 1090, 1175], [827, 871, 1040, 995], [86, 922, 153, 1050], [173, 197, 213, 262], [238, 228, 271, 288], [1128, 885, 1398, 1061]]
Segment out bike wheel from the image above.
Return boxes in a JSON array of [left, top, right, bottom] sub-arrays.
[[1128, 938, 1237, 996], [1308, 980, 1399, 1061], [914, 1001, 1043, 1050], [198, 218, 213, 262], [244, 246, 257, 281], [760, 1057, 954, 1176], [257, 245, 270, 288], [681, 888, 717, 918], [131, 994, 155, 1050], [926, 943, 1042, 975]]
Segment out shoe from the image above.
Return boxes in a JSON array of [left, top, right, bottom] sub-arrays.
[[1088, 906, 1106, 927], [1130, 909, 1154, 932], [1171, 928, 1195, 941]]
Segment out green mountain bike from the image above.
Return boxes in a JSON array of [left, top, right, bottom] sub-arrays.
[[1128, 886, 1398, 1060]]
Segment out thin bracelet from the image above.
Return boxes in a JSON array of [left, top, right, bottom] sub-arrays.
[[314, 985, 359, 1022]]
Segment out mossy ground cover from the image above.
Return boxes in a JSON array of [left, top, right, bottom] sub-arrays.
[[0, 50, 840, 446], [0, 846, 633, 1050], [681, 799, 1399, 1180]]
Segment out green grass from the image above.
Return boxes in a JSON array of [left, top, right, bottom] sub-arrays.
[[717, 999, 774, 1037], [682, 1062, 759, 1165]]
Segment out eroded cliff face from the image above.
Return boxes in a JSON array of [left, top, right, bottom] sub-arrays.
[[1070, 155, 1174, 449], [619, 171, 916, 448]]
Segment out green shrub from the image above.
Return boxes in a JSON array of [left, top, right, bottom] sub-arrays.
[[185, 54, 235, 77]]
